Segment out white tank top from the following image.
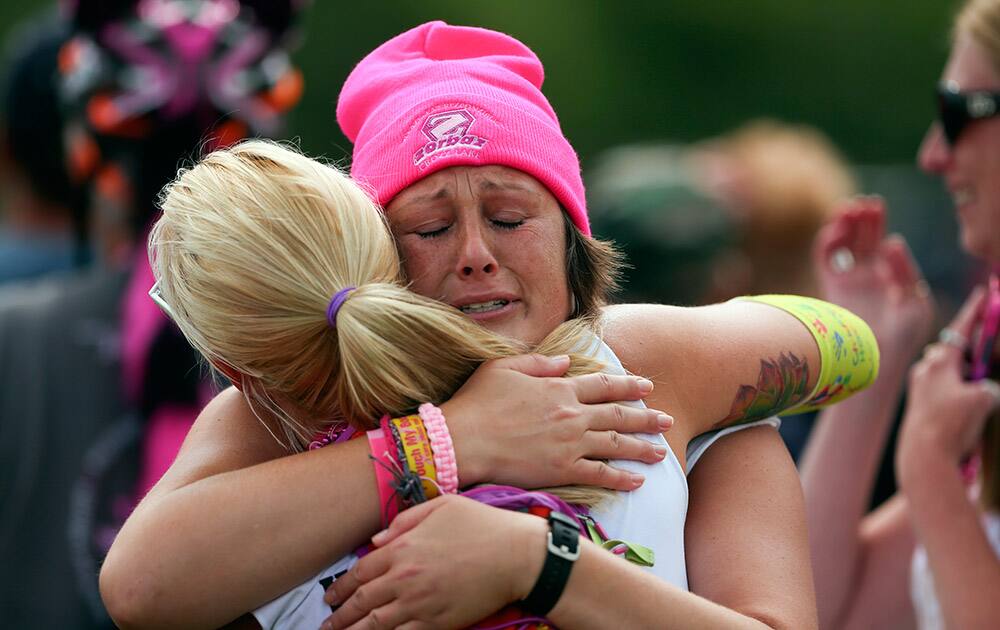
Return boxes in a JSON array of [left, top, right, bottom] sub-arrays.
[[910, 510, 1000, 630], [254, 335, 780, 629]]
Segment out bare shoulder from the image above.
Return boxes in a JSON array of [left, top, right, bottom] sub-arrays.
[[601, 300, 809, 368], [600, 303, 737, 410], [600, 303, 696, 376], [145, 386, 288, 498], [601, 304, 728, 444]]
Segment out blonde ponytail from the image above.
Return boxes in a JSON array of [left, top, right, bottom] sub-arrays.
[[151, 139, 613, 505]]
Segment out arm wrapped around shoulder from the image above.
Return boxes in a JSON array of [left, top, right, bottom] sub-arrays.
[[737, 294, 880, 414]]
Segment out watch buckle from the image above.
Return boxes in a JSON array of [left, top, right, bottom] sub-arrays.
[[547, 530, 581, 561]]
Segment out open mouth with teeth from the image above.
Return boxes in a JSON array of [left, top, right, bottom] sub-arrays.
[[458, 299, 510, 314]]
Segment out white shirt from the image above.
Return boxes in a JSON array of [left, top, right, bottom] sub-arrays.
[[910, 510, 1000, 630], [254, 336, 780, 629]]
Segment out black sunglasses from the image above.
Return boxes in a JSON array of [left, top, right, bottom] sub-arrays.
[[937, 81, 1000, 145]]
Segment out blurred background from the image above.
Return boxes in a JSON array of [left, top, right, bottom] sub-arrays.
[[0, 2, 982, 627], [0, 0, 972, 293]]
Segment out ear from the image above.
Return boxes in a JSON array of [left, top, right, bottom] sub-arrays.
[[211, 359, 245, 392]]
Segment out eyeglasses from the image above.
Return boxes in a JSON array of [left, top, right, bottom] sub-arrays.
[[937, 81, 1000, 146], [148, 281, 175, 319]]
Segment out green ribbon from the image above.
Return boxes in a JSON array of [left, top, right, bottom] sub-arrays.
[[581, 516, 655, 568]]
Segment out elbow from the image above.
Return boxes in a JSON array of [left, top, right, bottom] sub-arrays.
[[100, 552, 167, 630]]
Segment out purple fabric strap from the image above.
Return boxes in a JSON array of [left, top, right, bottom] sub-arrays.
[[326, 286, 356, 328]]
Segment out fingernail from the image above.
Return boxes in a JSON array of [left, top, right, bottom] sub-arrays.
[[657, 413, 673, 429], [325, 590, 340, 605], [637, 378, 654, 394], [372, 528, 389, 546], [630, 473, 645, 486], [653, 445, 667, 458], [552, 354, 570, 363]]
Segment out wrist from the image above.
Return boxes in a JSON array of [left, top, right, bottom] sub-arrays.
[[438, 399, 486, 486], [518, 511, 582, 616], [512, 514, 549, 602], [897, 437, 957, 492]]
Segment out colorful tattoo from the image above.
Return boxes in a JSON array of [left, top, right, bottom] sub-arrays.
[[713, 352, 810, 430], [738, 295, 880, 413], [705, 295, 879, 431]]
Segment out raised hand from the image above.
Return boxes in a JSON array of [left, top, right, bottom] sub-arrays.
[[898, 287, 1000, 470], [441, 354, 673, 491], [812, 196, 936, 370]]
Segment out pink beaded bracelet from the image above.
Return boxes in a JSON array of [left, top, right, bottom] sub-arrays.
[[419, 403, 458, 494]]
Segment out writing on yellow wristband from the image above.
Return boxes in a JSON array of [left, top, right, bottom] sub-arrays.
[[391, 414, 440, 499], [740, 295, 880, 414]]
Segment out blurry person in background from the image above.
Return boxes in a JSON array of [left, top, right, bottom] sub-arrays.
[[0, 1, 303, 628], [589, 119, 857, 306], [589, 119, 857, 458], [587, 143, 737, 306], [0, 10, 85, 283], [802, 0, 1000, 627], [694, 120, 857, 299]]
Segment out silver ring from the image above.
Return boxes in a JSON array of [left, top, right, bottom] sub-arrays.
[[938, 328, 968, 349], [830, 247, 855, 273]]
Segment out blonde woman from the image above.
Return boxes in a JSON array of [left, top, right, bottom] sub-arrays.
[[802, 2, 1000, 626]]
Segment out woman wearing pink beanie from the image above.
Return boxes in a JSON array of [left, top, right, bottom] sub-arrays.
[[321, 21, 826, 628], [101, 21, 878, 629]]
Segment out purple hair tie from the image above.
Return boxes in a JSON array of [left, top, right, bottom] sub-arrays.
[[326, 286, 356, 327]]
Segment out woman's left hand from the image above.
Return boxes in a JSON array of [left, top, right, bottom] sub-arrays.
[[897, 287, 1000, 475], [321, 495, 545, 630]]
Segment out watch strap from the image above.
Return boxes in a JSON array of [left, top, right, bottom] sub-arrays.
[[521, 510, 580, 616]]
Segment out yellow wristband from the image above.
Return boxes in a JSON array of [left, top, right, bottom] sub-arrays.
[[740, 295, 880, 414], [391, 414, 440, 499]]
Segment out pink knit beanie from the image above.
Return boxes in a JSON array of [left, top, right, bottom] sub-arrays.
[[337, 21, 590, 236]]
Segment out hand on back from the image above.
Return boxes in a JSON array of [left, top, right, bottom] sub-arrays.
[[442, 353, 673, 491]]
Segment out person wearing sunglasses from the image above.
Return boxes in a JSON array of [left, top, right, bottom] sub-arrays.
[[936, 82, 1000, 148], [801, 1, 1000, 628]]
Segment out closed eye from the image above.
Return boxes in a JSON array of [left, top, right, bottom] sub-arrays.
[[491, 219, 524, 230], [416, 225, 451, 239], [416, 218, 522, 238]]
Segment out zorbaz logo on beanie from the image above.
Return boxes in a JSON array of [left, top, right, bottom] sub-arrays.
[[412, 108, 489, 167]]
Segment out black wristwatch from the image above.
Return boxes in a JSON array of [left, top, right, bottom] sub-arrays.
[[521, 510, 581, 616]]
